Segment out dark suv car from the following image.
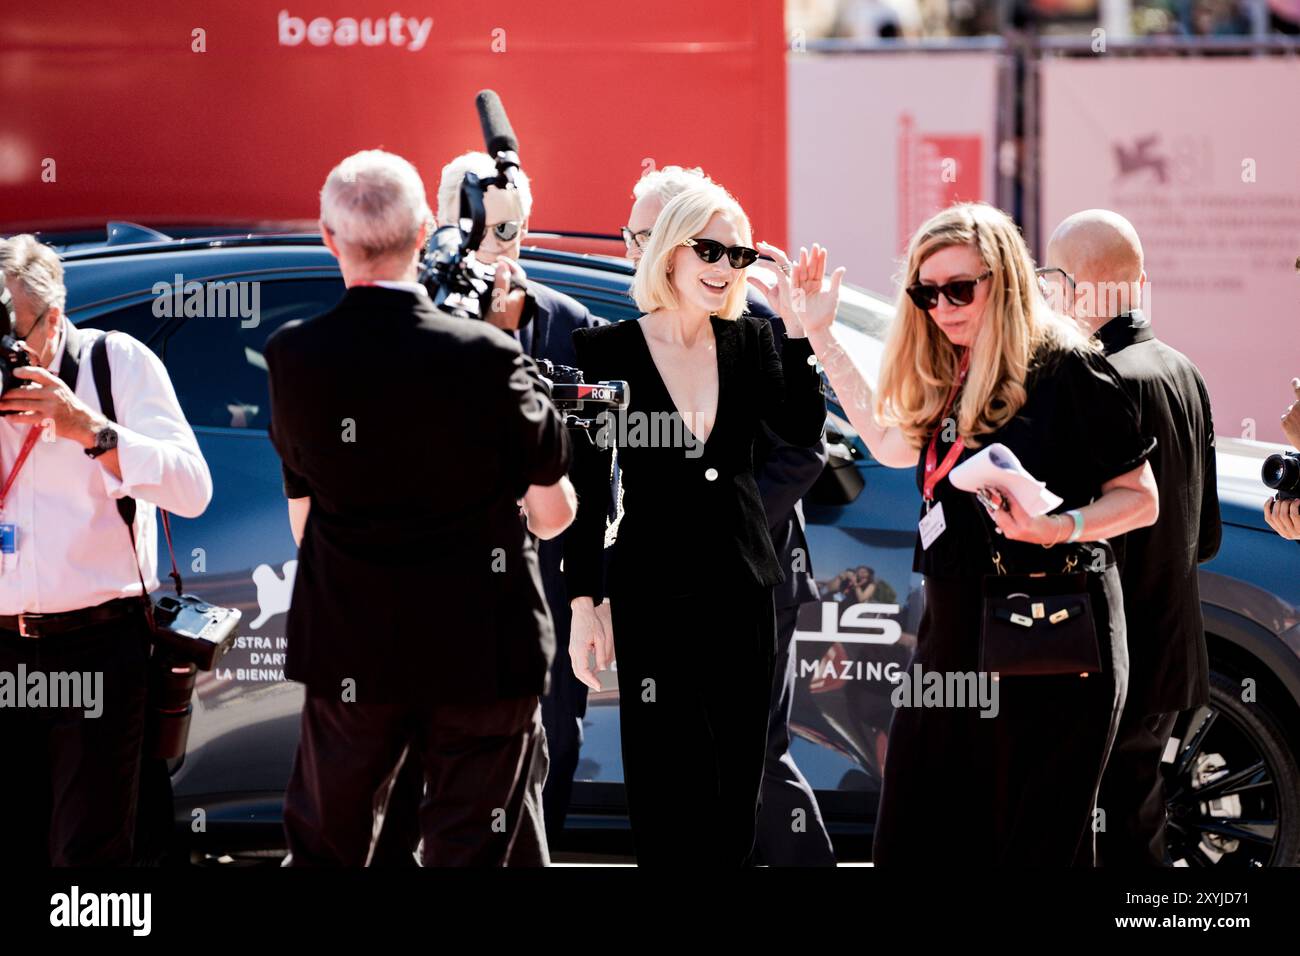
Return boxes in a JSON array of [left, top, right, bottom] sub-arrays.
[[46, 224, 1300, 866]]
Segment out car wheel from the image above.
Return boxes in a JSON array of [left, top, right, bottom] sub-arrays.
[[1163, 669, 1300, 867]]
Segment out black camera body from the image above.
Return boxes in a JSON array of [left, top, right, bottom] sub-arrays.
[[1263, 451, 1300, 502], [151, 592, 241, 671], [537, 358, 629, 431], [420, 170, 499, 320], [0, 285, 32, 409]]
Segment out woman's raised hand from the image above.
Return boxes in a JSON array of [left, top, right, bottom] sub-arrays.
[[797, 244, 846, 336], [748, 241, 798, 330], [750, 242, 845, 338]]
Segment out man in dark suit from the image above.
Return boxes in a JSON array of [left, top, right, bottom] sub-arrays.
[[623, 167, 835, 864], [1046, 209, 1222, 866], [370, 151, 609, 859], [268, 149, 576, 866]]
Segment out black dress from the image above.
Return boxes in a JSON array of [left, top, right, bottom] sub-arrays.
[[567, 315, 826, 866], [872, 344, 1155, 866]]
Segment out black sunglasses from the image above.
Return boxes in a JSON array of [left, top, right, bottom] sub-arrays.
[[683, 237, 760, 269], [906, 270, 992, 311], [490, 220, 521, 242], [620, 226, 652, 250]]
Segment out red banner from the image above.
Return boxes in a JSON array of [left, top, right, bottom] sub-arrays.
[[0, 2, 787, 243]]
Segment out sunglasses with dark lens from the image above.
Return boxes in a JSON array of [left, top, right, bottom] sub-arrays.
[[683, 237, 760, 269], [906, 270, 993, 311], [620, 226, 652, 249], [490, 220, 521, 242]]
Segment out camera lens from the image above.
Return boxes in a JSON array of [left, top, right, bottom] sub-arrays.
[[1262, 453, 1300, 494]]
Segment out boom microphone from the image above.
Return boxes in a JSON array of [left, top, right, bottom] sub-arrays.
[[476, 89, 519, 158]]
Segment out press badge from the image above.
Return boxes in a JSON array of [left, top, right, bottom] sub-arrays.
[[0, 524, 15, 555], [918, 501, 946, 550]]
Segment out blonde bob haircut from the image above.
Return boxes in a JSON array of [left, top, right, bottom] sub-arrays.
[[876, 201, 1093, 450], [632, 183, 752, 321]]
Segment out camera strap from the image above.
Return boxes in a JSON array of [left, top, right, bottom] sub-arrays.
[[0, 428, 43, 515], [0, 323, 76, 514], [77, 333, 184, 623]]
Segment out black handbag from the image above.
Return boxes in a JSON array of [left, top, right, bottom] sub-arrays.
[[976, 503, 1103, 678]]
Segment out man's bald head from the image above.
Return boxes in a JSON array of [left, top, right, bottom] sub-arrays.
[[1045, 209, 1146, 325]]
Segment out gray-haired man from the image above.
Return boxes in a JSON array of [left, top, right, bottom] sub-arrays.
[[271, 150, 575, 866], [0, 234, 212, 865]]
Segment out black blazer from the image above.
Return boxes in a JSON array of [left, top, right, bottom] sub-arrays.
[[744, 291, 828, 610], [518, 281, 605, 366], [1099, 313, 1222, 714], [265, 286, 570, 705], [564, 314, 826, 601]]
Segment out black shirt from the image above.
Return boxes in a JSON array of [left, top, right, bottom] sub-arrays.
[[913, 343, 1155, 579], [1097, 311, 1220, 713]]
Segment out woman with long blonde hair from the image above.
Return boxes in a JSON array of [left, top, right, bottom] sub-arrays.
[[801, 202, 1159, 864]]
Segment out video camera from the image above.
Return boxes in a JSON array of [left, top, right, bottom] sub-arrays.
[[1263, 451, 1300, 502], [0, 284, 33, 409], [417, 88, 528, 322], [420, 90, 628, 434], [536, 358, 630, 434]]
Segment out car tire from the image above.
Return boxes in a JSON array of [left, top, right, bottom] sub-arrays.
[[1163, 668, 1300, 867]]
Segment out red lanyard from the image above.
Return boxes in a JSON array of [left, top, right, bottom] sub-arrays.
[[922, 350, 971, 502], [0, 426, 44, 513]]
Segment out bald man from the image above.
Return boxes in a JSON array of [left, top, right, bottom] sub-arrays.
[[1045, 210, 1222, 867]]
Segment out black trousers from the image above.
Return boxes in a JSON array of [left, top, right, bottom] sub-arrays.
[[1096, 708, 1180, 867], [284, 692, 549, 866], [539, 636, 587, 847], [0, 613, 151, 866], [609, 574, 776, 867], [754, 604, 836, 866]]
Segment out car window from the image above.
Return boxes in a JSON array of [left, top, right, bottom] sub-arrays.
[[84, 277, 345, 430], [78, 302, 166, 348], [160, 277, 345, 429], [548, 285, 641, 325]]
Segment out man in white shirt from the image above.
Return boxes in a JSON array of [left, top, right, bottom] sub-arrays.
[[0, 234, 212, 866]]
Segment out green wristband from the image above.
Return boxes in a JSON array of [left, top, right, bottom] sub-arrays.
[[1066, 509, 1084, 543]]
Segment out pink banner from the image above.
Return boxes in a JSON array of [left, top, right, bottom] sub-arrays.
[[789, 53, 1000, 301], [1041, 58, 1300, 444]]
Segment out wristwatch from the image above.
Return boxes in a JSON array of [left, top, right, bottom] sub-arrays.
[[84, 424, 118, 459]]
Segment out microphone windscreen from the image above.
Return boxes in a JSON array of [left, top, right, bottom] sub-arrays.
[[476, 90, 519, 156]]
